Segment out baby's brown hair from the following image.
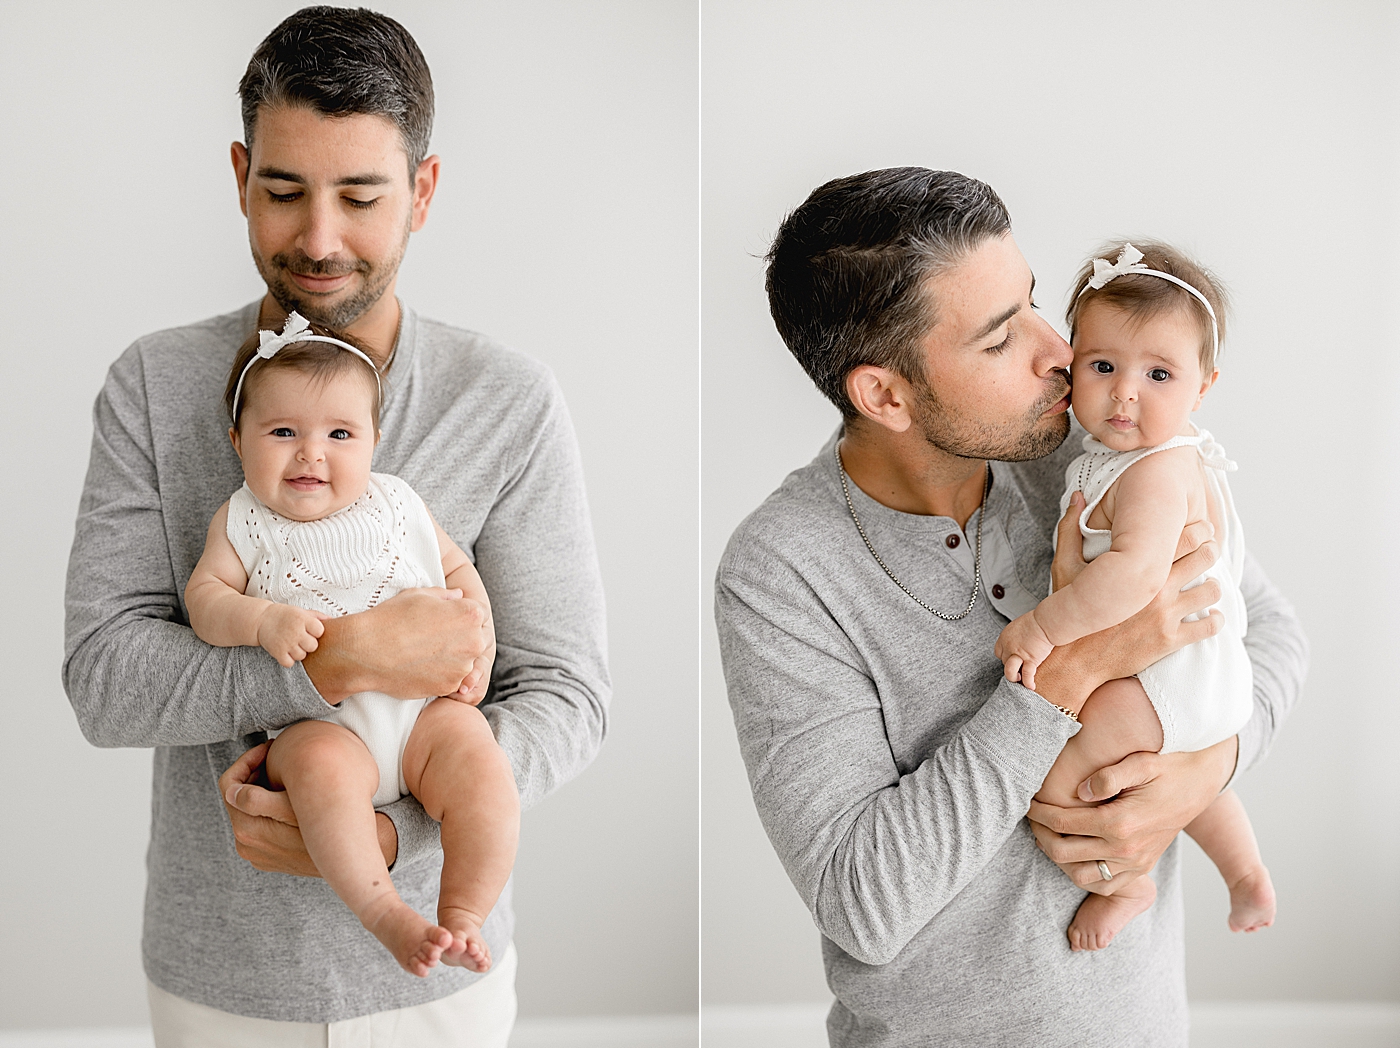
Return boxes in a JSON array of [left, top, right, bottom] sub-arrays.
[[1066, 240, 1230, 375], [224, 319, 383, 432]]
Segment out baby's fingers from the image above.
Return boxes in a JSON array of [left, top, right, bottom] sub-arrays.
[[1003, 655, 1024, 683], [1022, 661, 1037, 692]]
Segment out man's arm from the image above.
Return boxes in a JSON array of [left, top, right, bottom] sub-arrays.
[[63, 363, 338, 747], [715, 535, 1219, 966], [470, 387, 610, 811]]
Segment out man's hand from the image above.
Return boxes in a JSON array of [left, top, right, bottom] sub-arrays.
[[218, 741, 398, 875], [1027, 736, 1238, 894], [1050, 490, 1216, 595], [302, 587, 494, 705]]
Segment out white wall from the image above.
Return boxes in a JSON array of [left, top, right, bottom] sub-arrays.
[[702, 0, 1400, 1006], [0, 0, 696, 1028]]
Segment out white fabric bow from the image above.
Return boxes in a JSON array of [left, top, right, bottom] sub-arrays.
[[1087, 244, 1147, 290], [258, 311, 314, 358], [232, 311, 382, 419]]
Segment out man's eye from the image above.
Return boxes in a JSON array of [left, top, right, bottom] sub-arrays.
[[272, 427, 295, 437], [345, 197, 380, 210], [1148, 368, 1170, 382], [987, 328, 1015, 354], [329, 429, 350, 440], [1091, 361, 1113, 374], [268, 191, 301, 203]]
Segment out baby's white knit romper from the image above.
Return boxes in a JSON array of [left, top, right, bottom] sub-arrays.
[[1058, 428, 1253, 753], [228, 472, 447, 806]]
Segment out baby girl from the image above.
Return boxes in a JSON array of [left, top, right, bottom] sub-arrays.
[[995, 243, 1275, 951], [185, 312, 519, 977]]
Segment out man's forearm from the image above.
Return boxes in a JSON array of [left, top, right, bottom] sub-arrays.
[[1231, 553, 1308, 781]]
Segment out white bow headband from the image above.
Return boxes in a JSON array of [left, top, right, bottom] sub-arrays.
[[231, 311, 382, 419], [1078, 244, 1219, 360]]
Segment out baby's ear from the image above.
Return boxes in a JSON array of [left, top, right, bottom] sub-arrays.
[[229, 427, 243, 460], [1194, 367, 1219, 409]]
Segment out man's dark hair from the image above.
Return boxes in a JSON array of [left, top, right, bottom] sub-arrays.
[[765, 168, 1012, 419], [239, 6, 434, 176]]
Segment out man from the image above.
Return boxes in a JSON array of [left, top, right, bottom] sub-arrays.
[[63, 8, 608, 1045], [715, 168, 1305, 1047]]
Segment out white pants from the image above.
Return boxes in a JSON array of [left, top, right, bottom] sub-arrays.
[[147, 942, 517, 1048]]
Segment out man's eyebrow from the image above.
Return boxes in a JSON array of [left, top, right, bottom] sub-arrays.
[[255, 167, 392, 188], [967, 273, 1037, 345]]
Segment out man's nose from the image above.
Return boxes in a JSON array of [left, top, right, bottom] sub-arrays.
[[1027, 310, 1072, 373], [297, 195, 344, 261]]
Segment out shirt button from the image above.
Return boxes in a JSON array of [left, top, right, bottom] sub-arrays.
[[991, 584, 1005, 599], [945, 534, 960, 549]]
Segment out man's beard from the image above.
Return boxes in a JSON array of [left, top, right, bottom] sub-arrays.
[[251, 224, 409, 331], [911, 372, 1071, 463]]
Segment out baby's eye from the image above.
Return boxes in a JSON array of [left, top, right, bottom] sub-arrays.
[[1091, 360, 1113, 374], [329, 429, 350, 440], [272, 427, 295, 437], [1148, 368, 1170, 382]]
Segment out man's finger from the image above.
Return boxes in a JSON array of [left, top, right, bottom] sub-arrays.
[[218, 741, 270, 792], [226, 782, 298, 825], [1172, 519, 1214, 560], [1176, 580, 1223, 620], [1167, 538, 1217, 583], [1077, 750, 1161, 803], [1176, 609, 1223, 646]]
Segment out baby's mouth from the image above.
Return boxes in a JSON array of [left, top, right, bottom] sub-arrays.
[[286, 475, 328, 491], [1107, 416, 1136, 431]]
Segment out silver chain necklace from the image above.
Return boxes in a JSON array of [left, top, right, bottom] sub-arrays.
[[835, 444, 990, 622]]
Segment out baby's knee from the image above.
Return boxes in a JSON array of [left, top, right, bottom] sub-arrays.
[[1078, 678, 1164, 754], [267, 721, 377, 791]]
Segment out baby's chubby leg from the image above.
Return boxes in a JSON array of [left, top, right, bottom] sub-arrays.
[[1186, 789, 1276, 933], [402, 699, 521, 974], [265, 720, 454, 977], [1036, 677, 1165, 952]]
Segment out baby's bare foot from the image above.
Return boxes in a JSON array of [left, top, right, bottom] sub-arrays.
[[1068, 881, 1157, 952], [364, 897, 454, 977], [1227, 866, 1276, 933], [439, 905, 493, 973]]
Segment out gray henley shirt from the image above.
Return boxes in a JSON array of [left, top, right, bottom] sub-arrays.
[[64, 301, 610, 1022], [715, 429, 1307, 1048]]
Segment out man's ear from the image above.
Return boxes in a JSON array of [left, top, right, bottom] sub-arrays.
[[409, 154, 441, 233], [229, 427, 243, 461], [231, 142, 251, 218], [845, 365, 914, 434]]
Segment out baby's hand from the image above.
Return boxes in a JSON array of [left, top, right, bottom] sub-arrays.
[[995, 611, 1055, 692], [442, 653, 496, 706], [255, 604, 328, 667]]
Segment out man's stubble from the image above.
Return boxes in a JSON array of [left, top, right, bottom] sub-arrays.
[[250, 216, 411, 331], [911, 372, 1071, 464]]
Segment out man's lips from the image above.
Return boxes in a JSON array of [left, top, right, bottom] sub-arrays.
[[288, 271, 353, 294]]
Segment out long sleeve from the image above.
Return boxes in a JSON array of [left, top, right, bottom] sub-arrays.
[[473, 383, 611, 812], [716, 563, 1077, 966], [1231, 551, 1309, 781], [62, 349, 335, 748]]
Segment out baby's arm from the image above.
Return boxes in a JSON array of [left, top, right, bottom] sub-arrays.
[[431, 515, 496, 704], [997, 449, 1195, 689], [185, 502, 326, 667]]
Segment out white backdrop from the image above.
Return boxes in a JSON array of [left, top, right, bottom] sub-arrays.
[[701, 0, 1400, 1008], [0, 0, 697, 1029]]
